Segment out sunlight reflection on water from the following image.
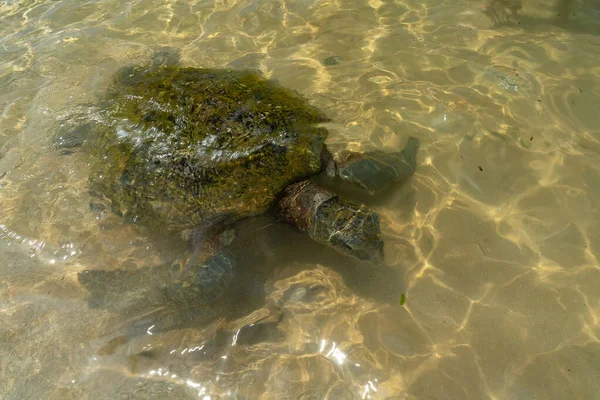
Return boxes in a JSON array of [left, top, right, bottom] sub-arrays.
[[2, 0, 600, 399]]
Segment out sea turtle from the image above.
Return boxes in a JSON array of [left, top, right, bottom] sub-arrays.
[[67, 52, 420, 312]]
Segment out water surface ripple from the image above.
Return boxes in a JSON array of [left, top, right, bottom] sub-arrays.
[[1, 0, 600, 399]]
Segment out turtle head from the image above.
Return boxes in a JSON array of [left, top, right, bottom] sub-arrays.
[[323, 205, 384, 264], [277, 181, 384, 264]]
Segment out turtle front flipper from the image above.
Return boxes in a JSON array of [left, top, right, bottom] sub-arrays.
[[275, 180, 383, 263], [78, 248, 236, 312], [326, 136, 420, 193], [77, 249, 237, 351], [165, 247, 236, 305], [77, 252, 236, 356]]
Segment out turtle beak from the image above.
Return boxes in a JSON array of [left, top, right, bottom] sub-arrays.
[[328, 209, 384, 264]]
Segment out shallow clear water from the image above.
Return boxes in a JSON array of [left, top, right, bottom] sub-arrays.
[[2, 0, 600, 399]]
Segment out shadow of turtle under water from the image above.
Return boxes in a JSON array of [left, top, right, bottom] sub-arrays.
[[77, 176, 417, 359]]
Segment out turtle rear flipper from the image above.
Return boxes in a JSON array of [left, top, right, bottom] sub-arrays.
[[78, 267, 159, 310]]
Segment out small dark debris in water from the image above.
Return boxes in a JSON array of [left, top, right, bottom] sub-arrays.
[[529, 136, 533, 141], [478, 165, 483, 171], [568, 368, 571, 371], [400, 293, 406, 306], [516, 73, 519, 76], [322, 56, 341, 66], [460, 155, 464, 159], [537, 99, 541, 102], [61, 276, 65, 280], [579, 88, 582, 93]]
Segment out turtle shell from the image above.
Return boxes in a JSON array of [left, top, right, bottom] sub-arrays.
[[89, 66, 329, 230]]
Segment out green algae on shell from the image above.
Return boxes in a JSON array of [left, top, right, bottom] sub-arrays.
[[88, 66, 330, 231]]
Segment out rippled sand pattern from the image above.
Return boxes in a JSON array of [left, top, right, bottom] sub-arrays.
[[2, 0, 600, 398]]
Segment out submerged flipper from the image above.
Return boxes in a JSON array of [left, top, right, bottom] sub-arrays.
[[78, 248, 236, 311], [164, 248, 235, 305], [328, 136, 420, 193]]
